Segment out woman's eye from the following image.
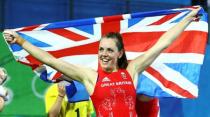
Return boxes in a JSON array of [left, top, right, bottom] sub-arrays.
[[99, 48, 104, 52], [107, 48, 113, 53]]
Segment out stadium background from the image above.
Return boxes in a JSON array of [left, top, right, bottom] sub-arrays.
[[0, 0, 209, 116]]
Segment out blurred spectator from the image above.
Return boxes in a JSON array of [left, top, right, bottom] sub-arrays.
[[45, 82, 95, 117]]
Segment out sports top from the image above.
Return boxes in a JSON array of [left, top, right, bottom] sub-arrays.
[[91, 69, 137, 117]]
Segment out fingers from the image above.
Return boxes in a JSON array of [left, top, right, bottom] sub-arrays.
[[3, 33, 15, 44], [193, 6, 201, 12], [184, 6, 201, 13], [193, 16, 201, 22], [185, 5, 201, 10], [3, 30, 18, 44], [184, 6, 202, 21], [57, 84, 66, 96], [191, 6, 202, 21], [3, 30, 14, 38], [3, 33, 14, 40], [193, 5, 201, 9], [57, 81, 67, 94], [58, 84, 65, 90], [59, 86, 65, 91]]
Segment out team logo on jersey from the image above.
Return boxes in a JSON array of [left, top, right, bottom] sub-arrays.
[[121, 72, 127, 79], [102, 77, 111, 82]]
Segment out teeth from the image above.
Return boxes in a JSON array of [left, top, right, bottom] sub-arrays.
[[100, 57, 110, 64], [102, 61, 108, 63], [102, 59, 109, 63]]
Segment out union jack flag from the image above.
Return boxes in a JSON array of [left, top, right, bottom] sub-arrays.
[[7, 7, 208, 99]]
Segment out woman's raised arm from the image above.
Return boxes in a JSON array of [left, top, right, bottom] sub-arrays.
[[127, 6, 201, 83], [3, 30, 97, 94]]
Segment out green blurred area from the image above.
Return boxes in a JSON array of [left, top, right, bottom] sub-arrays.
[[0, 32, 49, 116]]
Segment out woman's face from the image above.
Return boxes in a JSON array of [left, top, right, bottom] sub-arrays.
[[98, 38, 122, 72]]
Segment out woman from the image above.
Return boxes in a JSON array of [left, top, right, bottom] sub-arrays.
[[3, 7, 201, 116]]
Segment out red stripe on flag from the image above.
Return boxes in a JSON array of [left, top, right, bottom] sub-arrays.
[[19, 25, 41, 31], [101, 21, 121, 36], [49, 41, 99, 58], [52, 72, 62, 81], [101, 15, 122, 35], [18, 60, 41, 70], [122, 31, 207, 54], [149, 13, 179, 25], [103, 15, 123, 23], [146, 67, 196, 98], [25, 41, 99, 63], [25, 56, 42, 68], [49, 28, 87, 41]]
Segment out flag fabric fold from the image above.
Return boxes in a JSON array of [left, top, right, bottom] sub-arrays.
[[5, 7, 208, 99]]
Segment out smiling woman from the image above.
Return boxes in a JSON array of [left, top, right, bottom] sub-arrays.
[[2, 6, 201, 117]]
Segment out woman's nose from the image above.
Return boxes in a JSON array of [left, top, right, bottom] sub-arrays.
[[101, 50, 108, 56]]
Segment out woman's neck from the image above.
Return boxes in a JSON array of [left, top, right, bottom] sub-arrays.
[[103, 67, 119, 73]]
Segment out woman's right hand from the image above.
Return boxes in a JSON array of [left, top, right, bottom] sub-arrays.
[[3, 30, 21, 44]]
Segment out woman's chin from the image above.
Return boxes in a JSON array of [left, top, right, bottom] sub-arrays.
[[101, 66, 108, 71]]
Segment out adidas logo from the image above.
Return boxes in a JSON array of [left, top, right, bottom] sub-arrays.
[[102, 77, 111, 82]]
